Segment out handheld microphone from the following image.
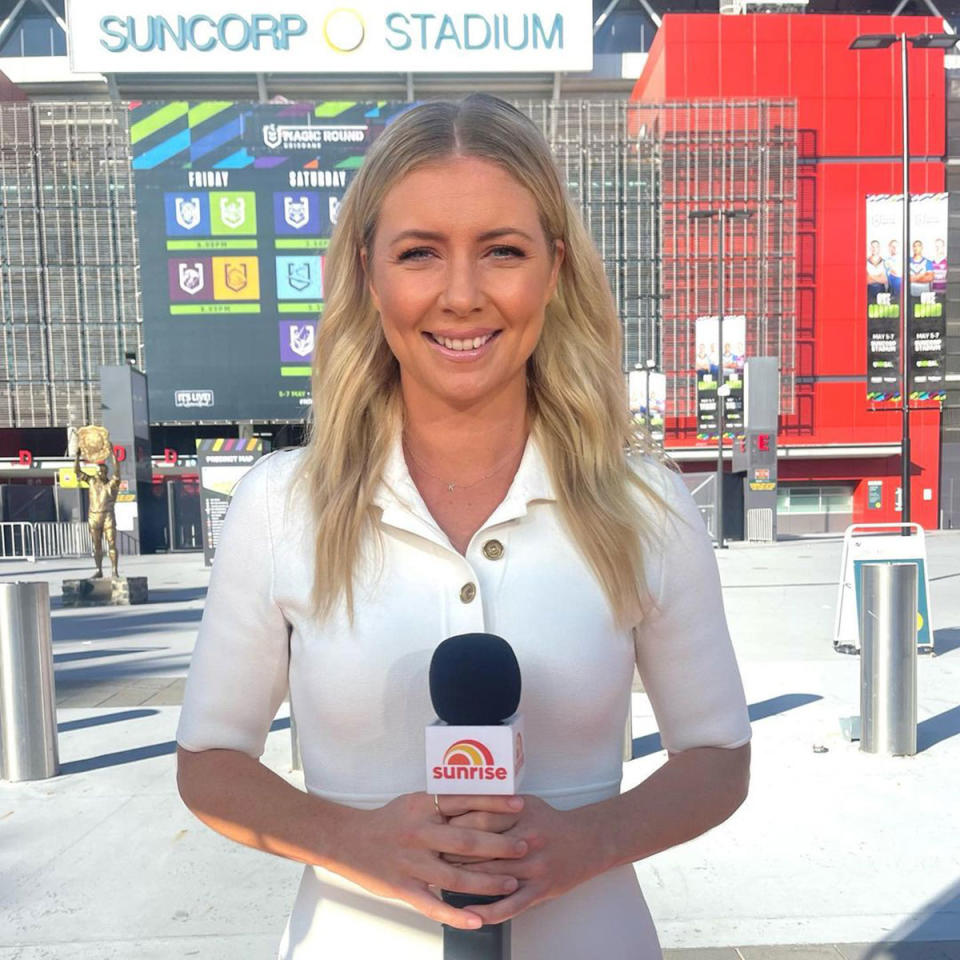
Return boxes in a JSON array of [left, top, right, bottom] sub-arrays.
[[426, 633, 524, 794], [426, 633, 523, 960]]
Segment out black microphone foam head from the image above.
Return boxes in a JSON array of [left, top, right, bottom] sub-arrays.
[[429, 633, 521, 726]]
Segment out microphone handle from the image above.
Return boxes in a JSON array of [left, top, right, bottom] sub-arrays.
[[441, 892, 511, 960]]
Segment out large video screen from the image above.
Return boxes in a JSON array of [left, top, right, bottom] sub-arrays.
[[130, 100, 409, 422]]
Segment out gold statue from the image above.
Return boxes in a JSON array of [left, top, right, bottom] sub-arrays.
[[74, 426, 121, 579]]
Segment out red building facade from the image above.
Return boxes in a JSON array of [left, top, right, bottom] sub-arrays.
[[632, 13, 947, 531]]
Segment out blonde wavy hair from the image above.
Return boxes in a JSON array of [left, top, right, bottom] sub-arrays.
[[295, 94, 666, 627]]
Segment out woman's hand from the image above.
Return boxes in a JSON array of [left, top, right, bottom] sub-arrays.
[[442, 804, 526, 864], [454, 795, 610, 925], [330, 792, 529, 930]]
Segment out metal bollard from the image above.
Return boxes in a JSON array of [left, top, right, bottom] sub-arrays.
[[0, 581, 59, 780], [859, 563, 917, 756]]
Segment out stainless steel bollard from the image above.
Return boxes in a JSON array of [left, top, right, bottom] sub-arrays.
[[0, 581, 59, 780], [860, 563, 917, 756]]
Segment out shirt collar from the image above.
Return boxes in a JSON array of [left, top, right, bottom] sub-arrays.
[[373, 426, 556, 546]]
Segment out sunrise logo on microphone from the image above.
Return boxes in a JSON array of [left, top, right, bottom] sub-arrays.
[[432, 739, 508, 782]]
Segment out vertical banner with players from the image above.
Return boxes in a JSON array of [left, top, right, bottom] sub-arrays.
[[695, 315, 746, 439], [865, 193, 947, 402], [627, 369, 666, 444], [130, 101, 410, 423]]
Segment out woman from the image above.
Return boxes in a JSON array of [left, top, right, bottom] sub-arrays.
[[176, 95, 751, 959]]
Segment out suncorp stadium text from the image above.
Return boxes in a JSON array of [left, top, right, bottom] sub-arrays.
[[98, 14, 307, 53]]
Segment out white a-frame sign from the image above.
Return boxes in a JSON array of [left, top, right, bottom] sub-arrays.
[[834, 523, 934, 654]]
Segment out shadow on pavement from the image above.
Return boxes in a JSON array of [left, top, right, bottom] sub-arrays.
[[53, 647, 160, 664], [58, 715, 292, 775], [632, 694, 822, 759], [860, 876, 960, 957], [59, 740, 178, 774], [54, 651, 191, 687], [147, 586, 208, 603], [934, 628, 960, 656], [51, 608, 203, 642], [917, 705, 960, 753], [58, 708, 159, 733]]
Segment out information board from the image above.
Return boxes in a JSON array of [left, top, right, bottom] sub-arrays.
[[197, 437, 263, 565], [833, 523, 934, 654], [131, 100, 410, 423]]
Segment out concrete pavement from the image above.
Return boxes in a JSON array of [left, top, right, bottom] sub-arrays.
[[1, 532, 959, 958]]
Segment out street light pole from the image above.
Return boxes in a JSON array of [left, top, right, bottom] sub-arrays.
[[717, 212, 727, 548], [690, 207, 754, 549], [899, 33, 911, 527]]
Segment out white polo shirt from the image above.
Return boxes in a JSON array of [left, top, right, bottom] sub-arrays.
[[177, 431, 750, 958]]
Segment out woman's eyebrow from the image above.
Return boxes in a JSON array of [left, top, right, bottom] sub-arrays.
[[388, 227, 536, 245]]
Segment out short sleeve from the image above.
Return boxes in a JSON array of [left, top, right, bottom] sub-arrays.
[[176, 454, 291, 759], [632, 467, 751, 754]]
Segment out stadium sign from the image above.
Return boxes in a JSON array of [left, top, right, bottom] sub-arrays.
[[65, 1, 593, 73]]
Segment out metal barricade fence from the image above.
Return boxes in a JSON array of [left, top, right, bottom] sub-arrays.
[[0, 523, 35, 562], [0, 522, 137, 561], [32, 522, 92, 559]]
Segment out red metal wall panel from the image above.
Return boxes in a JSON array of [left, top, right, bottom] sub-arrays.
[[631, 12, 947, 529], [638, 14, 945, 159]]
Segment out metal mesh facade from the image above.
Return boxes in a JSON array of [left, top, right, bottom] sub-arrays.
[[521, 100, 661, 373], [656, 99, 797, 418], [0, 102, 141, 429], [0, 98, 795, 430]]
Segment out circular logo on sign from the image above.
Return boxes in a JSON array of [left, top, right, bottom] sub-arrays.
[[324, 9, 365, 53]]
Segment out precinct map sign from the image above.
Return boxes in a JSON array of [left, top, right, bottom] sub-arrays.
[[131, 100, 409, 422]]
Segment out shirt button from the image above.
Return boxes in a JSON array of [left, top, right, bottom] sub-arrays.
[[482, 539, 504, 561], [459, 582, 477, 604]]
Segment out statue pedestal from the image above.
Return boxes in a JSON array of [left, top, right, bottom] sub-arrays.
[[61, 576, 148, 607]]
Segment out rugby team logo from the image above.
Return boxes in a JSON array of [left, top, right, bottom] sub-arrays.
[[175, 197, 200, 230], [219, 196, 246, 230], [284, 196, 310, 230], [288, 323, 314, 358], [432, 739, 508, 782], [224, 262, 248, 293], [178, 262, 203, 295], [263, 123, 282, 150], [287, 261, 312, 292]]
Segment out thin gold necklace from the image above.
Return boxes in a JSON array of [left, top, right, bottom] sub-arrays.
[[402, 436, 526, 493]]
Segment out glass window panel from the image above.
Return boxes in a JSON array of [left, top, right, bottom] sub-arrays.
[[784, 490, 820, 514], [822, 490, 853, 512]]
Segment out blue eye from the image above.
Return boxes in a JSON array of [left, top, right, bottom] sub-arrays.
[[490, 246, 525, 259], [397, 247, 433, 261]]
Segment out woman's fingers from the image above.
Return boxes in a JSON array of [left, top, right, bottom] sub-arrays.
[[466, 883, 541, 926], [434, 794, 523, 819], [414, 860, 519, 898], [401, 886, 484, 930], [422, 822, 528, 862], [445, 810, 520, 834]]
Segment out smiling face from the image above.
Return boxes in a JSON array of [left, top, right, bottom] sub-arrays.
[[363, 155, 563, 414]]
